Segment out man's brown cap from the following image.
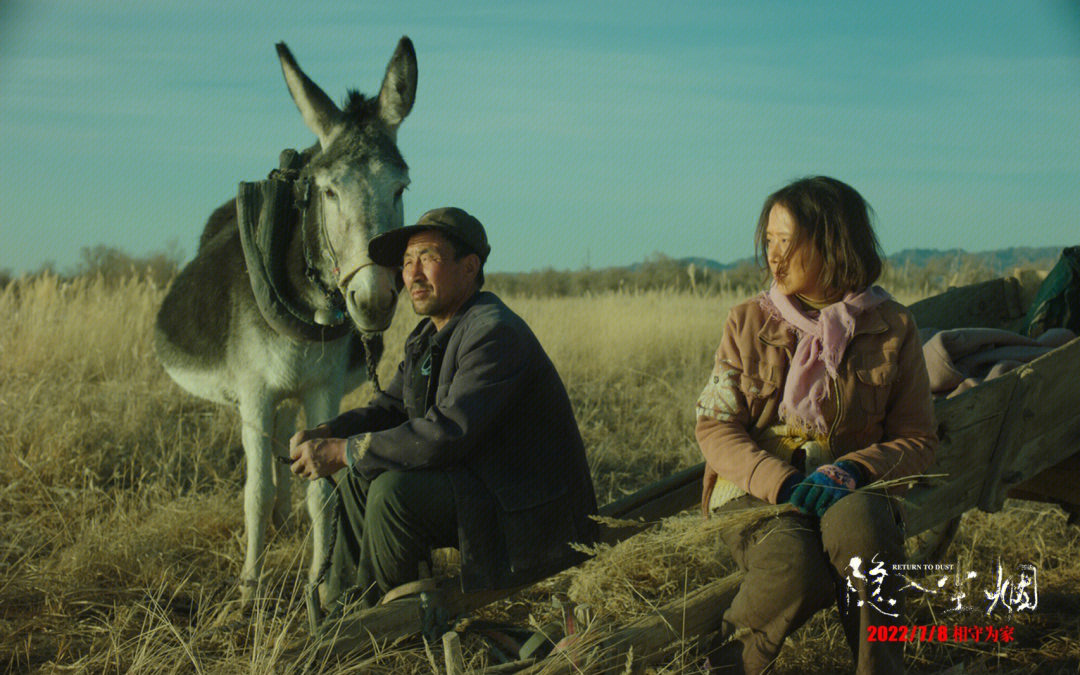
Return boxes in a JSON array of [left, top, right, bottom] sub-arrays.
[[368, 207, 490, 267]]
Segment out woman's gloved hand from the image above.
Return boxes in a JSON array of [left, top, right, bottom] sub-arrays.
[[787, 461, 864, 517]]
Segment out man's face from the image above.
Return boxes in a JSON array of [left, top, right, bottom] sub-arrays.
[[401, 230, 478, 329], [765, 203, 828, 301]]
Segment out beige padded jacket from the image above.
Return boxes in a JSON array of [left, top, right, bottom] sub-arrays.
[[695, 294, 938, 513]]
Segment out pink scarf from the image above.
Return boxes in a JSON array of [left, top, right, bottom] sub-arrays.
[[763, 284, 891, 436]]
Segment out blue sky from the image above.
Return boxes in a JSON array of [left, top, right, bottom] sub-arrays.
[[1, 1, 1078, 275]]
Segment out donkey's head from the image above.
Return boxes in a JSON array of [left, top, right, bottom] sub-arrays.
[[276, 38, 416, 333]]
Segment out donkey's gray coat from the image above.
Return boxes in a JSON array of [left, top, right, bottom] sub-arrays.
[[155, 38, 416, 601]]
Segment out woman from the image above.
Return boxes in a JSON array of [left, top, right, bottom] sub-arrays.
[[696, 176, 937, 674]]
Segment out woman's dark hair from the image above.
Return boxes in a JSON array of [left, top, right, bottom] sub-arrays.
[[754, 176, 883, 294]]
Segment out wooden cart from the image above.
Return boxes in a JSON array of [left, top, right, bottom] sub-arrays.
[[306, 274, 1080, 667], [903, 274, 1080, 551]]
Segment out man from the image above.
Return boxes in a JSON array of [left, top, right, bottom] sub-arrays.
[[289, 206, 598, 615]]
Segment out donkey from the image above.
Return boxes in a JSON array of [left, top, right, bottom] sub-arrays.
[[155, 38, 416, 603]]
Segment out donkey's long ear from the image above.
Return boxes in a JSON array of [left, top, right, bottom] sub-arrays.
[[277, 42, 342, 149], [376, 37, 417, 135]]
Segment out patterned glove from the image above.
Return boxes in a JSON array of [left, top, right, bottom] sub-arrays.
[[788, 461, 864, 517]]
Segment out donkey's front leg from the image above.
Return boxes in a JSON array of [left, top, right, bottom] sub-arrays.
[[239, 397, 276, 604], [302, 385, 343, 594], [272, 400, 300, 530]]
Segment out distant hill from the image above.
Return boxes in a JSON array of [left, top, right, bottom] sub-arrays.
[[672, 246, 1067, 275], [484, 245, 1069, 297], [626, 253, 757, 273], [884, 246, 1065, 274]]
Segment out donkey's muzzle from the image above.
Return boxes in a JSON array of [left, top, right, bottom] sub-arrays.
[[343, 266, 398, 332]]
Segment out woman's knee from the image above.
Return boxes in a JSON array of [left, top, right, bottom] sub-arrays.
[[741, 519, 834, 609], [820, 491, 904, 566]]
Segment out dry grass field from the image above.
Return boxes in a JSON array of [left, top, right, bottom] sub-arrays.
[[1, 275, 1077, 673]]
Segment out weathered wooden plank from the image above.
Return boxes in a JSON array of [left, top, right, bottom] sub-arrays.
[[480, 658, 538, 674], [1009, 451, 1080, 505], [908, 277, 1024, 331], [596, 463, 702, 544], [515, 571, 745, 675], [309, 584, 524, 658], [443, 630, 466, 675], [903, 373, 1018, 535], [980, 337, 1080, 511]]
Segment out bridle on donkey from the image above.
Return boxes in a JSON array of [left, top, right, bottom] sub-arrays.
[[264, 159, 385, 395]]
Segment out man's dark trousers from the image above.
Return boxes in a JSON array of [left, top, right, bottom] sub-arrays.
[[325, 468, 458, 610]]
